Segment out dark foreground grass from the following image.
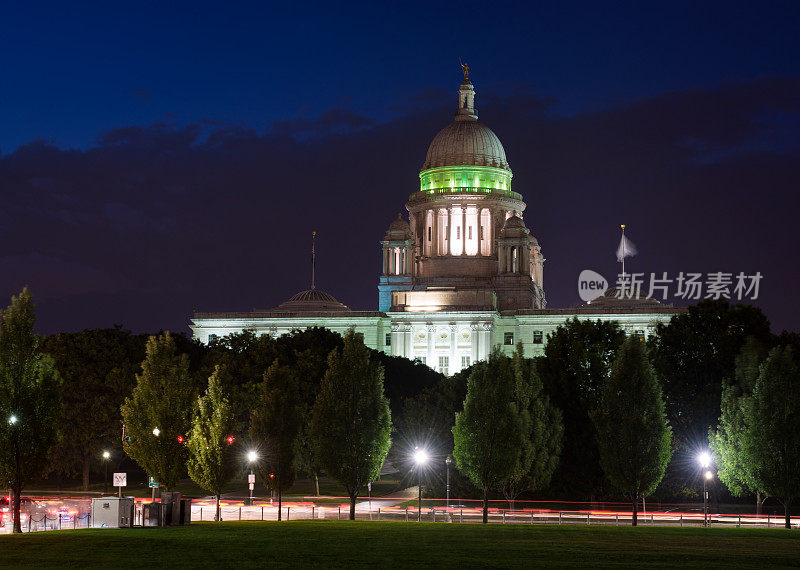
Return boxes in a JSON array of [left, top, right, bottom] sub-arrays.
[[1, 521, 798, 569]]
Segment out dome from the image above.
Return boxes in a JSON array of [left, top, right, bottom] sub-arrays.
[[275, 289, 351, 312], [385, 213, 411, 239], [500, 214, 529, 238], [503, 214, 525, 229], [585, 287, 664, 309], [422, 120, 510, 171]]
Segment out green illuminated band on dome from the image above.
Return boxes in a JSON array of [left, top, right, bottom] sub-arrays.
[[419, 165, 513, 193]]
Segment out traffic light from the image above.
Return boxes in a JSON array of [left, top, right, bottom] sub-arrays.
[[226, 435, 235, 445], [177, 435, 185, 444]]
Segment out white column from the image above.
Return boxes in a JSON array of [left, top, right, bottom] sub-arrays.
[[449, 323, 458, 374], [434, 211, 439, 256], [480, 323, 494, 361], [427, 323, 435, 366], [477, 209, 482, 256], [446, 208, 452, 255], [461, 207, 467, 256], [403, 325, 412, 359], [470, 323, 479, 364]]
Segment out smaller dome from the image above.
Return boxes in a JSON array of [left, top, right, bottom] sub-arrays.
[[275, 289, 350, 312], [500, 214, 529, 238], [385, 213, 411, 240], [586, 287, 663, 309], [503, 214, 525, 229]]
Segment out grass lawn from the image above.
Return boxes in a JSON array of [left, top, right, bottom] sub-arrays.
[[1, 521, 799, 568]]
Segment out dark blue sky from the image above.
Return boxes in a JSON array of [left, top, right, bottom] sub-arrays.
[[1, 1, 799, 333]]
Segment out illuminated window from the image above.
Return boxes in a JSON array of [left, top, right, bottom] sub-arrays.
[[633, 330, 646, 341], [385, 333, 391, 346], [208, 334, 219, 344], [533, 331, 543, 344], [504, 332, 514, 345], [461, 356, 470, 368], [438, 356, 449, 375], [418, 356, 427, 365]]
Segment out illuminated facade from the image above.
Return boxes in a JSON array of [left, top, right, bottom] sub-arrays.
[[191, 75, 683, 375]]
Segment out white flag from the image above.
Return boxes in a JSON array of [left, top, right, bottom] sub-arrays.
[[616, 234, 637, 262]]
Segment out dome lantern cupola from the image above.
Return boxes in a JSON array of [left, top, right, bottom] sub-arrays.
[[456, 79, 478, 121]]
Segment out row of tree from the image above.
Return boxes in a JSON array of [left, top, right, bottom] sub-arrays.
[[1, 287, 799, 530], [120, 330, 391, 521]]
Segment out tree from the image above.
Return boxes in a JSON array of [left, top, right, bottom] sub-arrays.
[[649, 300, 771, 443], [310, 330, 391, 520], [0, 288, 60, 533], [121, 333, 195, 492], [187, 366, 238, 521], [537, 318, 625, 497], [502, 347, 563, 509], [591, 338, 672, 526], [42, 327, 146, 491], [200, 330, 277, 429], [250, 361, 302, 520], [453, 348, 525, 523], [741, 346, 800, 529], [276, 328, 342, 496], [708, 337, 769, 513]]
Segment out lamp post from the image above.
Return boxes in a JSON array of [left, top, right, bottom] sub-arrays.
[[445, 456, 452, 508], [698, 451, 712, 527], [704, 471, 713, 527], [151, 428, 160, 501], [247, 450, 258, 506], [413, 448, 428, 522], [102, 451, 111, 495]]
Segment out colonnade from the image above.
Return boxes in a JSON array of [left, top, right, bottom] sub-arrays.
[[382, 243, 412, 276], [422, 206, 508, 257]]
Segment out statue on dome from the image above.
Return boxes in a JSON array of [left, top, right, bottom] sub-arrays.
[[460, 59, 470, 81]]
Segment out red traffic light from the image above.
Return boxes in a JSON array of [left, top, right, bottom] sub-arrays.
[[176, 435, 185, 444], [269, 473, 275, 479], [226, 436, 235, 445]]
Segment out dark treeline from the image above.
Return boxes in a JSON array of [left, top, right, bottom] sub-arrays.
[[2, 289, 800, 530]]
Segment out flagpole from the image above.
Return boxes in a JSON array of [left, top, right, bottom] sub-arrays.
[[312, 231, 316, 290], [620, 224, 626, 277]]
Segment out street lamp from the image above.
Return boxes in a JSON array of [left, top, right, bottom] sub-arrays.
[[152, 427, 160, 437], [697, 451, 712, 527], [8, 415, 17, 425], [413, 447, 429, 522], [102, 451, 111, 496], [247, 450, 258, 506], [445, 456, 452, 508]]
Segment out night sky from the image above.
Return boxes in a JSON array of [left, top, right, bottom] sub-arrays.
[[2, 1, 799, 334]]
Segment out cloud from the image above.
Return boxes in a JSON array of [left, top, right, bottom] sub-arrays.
[[0, 76, 798, 334], [271, 108, 375, 138]]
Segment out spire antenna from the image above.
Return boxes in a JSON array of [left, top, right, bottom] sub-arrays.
[[311, 231, 316, 290]]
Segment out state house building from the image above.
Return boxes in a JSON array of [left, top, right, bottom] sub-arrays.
[[191, 73, 683, 376]]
